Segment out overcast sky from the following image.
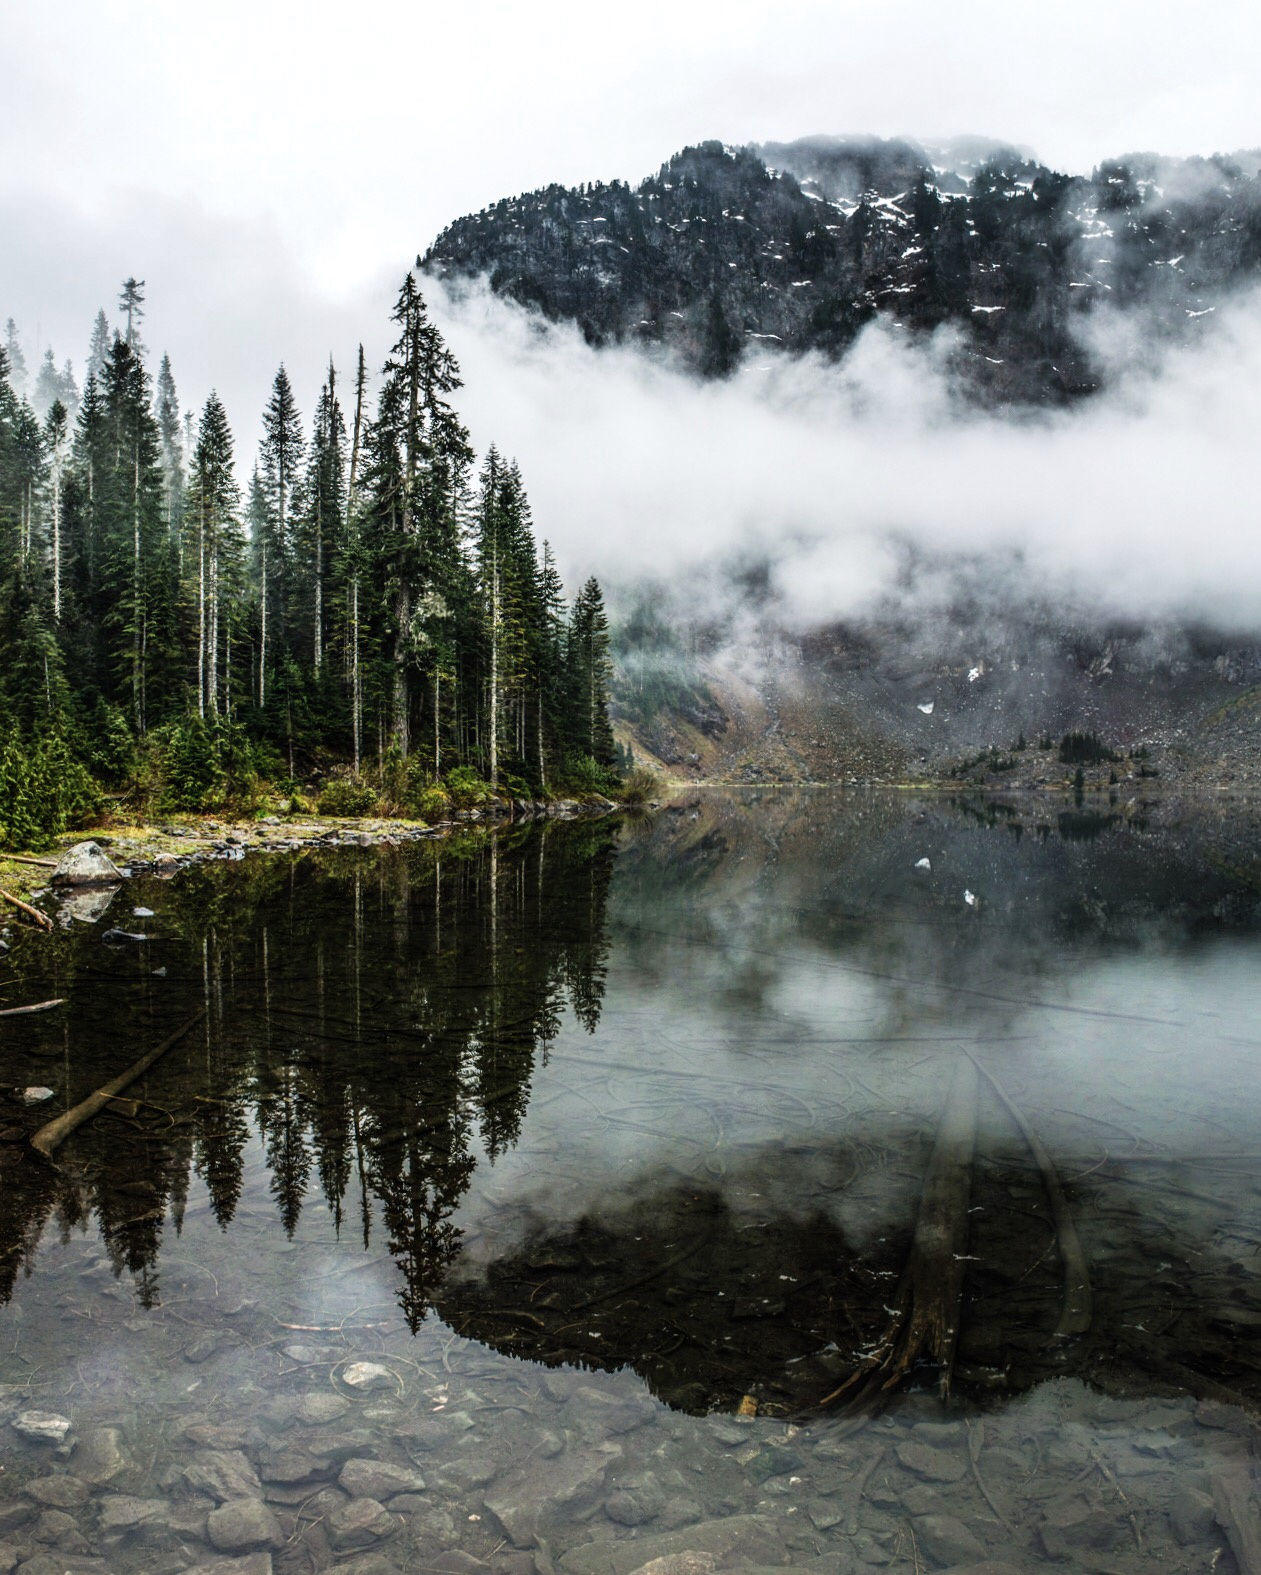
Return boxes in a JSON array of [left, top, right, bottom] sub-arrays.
[[3, 0, 1258, 470]]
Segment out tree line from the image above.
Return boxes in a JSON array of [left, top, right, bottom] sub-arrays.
[[0, 275, 616, 842]]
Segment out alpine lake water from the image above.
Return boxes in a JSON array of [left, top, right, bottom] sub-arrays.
[[1, 788, 1261, 1575]]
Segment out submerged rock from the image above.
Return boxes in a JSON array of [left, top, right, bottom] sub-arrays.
[[50, 842, 122, 888], [326, 1496, 400, 1550], [12, 1411, 72, 1444], [337, 1361, 397, 1394], [206, 1497, 284, 1553], [24, 1476, 89, 1509], [338, 1459, 426, 1499]]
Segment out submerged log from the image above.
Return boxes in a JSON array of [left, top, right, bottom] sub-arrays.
[[821, 1056, 978, 1410], [0, 999, 65, 1019], [965, 1049, 1092, 1339], [29, 1009, 205, 1160]]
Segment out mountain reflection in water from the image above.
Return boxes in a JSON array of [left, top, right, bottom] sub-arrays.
[[2, 791, 1261, 1423]]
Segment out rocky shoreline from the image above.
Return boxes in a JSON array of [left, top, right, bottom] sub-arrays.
[[0, 797, 624, 920]]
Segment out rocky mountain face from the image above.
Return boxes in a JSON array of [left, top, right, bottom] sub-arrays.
[[424, 136, 1261, 404], [611, 606, 1261, 794]]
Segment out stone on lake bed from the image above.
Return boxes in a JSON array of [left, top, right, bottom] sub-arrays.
[[206, 1497, 284, 1553], [326, 1496, 401, 1550], [338, 1459, 427, 1499], [13, 1411, 72, 1444], [50, 841, 123, 887], [296, 1392, 350, 1424], [21, 1088, 55, 1104], [25, 1475, 90, 1508], [895, 1439, 967, 1482], [187, 1554, 276, 1575], [74, 1426, 128, 1486], [337, 1361, 398, 1393]]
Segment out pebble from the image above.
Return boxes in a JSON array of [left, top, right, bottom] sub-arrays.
[[20, 1088, 54, 1105]]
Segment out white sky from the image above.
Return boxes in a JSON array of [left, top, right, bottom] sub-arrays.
[[2, 0, 1258, 483]]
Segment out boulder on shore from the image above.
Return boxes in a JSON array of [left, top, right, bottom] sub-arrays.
[[50, 841, 123, 887]]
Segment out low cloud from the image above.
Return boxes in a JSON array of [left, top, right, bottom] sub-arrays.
[[432, 278, 1261, 634]]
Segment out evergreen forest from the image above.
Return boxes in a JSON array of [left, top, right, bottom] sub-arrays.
[[0, 276, 618, 848]]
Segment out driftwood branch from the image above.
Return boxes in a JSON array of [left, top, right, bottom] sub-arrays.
[[0, 854, 58, 868], [29, 1009, 206, 1160], [0, 889, 53, 931], [0, 998, 66, 1019]]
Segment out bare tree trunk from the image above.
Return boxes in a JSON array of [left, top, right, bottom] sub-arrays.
[[313, 493, 323, 674], [208, 524, 220, 717], [537, 684, 546, 790], [488, 552, 500, 787], [259, 541, 267, 707], [197, 492, 206, 719], [51, 459, 61, 622], [132, 446, 143, 733], [347, 345, 366, 776]]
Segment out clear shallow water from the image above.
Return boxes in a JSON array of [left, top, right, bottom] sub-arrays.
[[1, 790, 1260, 1572]]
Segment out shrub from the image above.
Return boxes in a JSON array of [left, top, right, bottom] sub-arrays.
[[559, 753, 619, 795], [156, 716, 224, 812], [317, 776, 379, 816], [0, 728, 101, 851], [412, 784, 451, 822], [444, 765, 493, 809], [620, 765, 663, 805]]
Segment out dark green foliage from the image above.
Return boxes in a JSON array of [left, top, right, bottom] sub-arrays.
[[316, 776, 379, 816], [1059, 731, 1117, 765], [444, 765, 493, 809], [0, 280, 615, 845], [0, 728, 99, 850], [154, 715, 224, 811]]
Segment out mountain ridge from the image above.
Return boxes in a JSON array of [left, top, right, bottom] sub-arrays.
[[423, 135, 1261, 404]]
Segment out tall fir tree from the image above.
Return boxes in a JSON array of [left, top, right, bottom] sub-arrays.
[[257, 366, 303, 708]]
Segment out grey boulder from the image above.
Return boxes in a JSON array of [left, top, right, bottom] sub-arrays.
[[51, 842, 122, 887]]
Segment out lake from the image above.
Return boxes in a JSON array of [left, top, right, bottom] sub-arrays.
[[1, 788, 1260, 1573]]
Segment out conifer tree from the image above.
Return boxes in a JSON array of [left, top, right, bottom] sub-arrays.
[[154, 353, 185, 568], [43, 400, 69, 624], [297, 361, 346, 678], [188, 394, 242, 718], [257, 366, 303, 707], [87, 309, 111, 382], [97, 336, 166, 731], [3, 321, 26, 398], [567, 577, 615, 766], [118, 277, 146, 354]]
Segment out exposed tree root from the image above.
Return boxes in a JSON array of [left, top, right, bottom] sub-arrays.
[[820, 1057, 978, 1411]]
